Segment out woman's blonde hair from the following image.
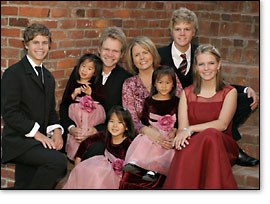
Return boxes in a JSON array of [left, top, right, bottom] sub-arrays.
[[125, 36, 160, 74]]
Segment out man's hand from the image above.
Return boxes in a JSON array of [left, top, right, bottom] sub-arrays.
[[51, 128, 64, 150], [246, 87, 258, 110], [34, 131, 56, 149]]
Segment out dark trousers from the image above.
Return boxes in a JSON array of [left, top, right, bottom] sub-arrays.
[[13, 144, 67, 189], [232, 93, 253, 141]]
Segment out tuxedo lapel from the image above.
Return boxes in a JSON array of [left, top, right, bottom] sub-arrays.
[[22, 57, 44, 90]]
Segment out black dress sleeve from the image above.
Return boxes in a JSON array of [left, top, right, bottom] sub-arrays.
[[75, 131, 105, 159], [140, 97, 151, 127]]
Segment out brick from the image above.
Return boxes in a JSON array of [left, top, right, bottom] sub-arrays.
[[77, 20, 93, 28], [59, 20, 76, 29], [8, 38, 24, 49], [51, 30, 66, 40], [1, 6, 18, 15], [50, 8, 69, 18], [9, 18, 29, 27], [93, 19, 110, 28], [57, 58, 77, 69], [49, 51, 65, 59], [19, 7, 50, 18], [1, 28, 21, 38]]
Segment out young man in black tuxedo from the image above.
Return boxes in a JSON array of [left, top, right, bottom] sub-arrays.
[[158, 7, 259, 167], [1, 24, 67, 189]]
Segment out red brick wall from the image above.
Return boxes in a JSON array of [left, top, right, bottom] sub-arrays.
[[1, 1, 259, 188]]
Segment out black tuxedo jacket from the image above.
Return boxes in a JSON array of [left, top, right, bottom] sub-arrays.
[[1, 56, 60, 163], [158, 43, 246, 92], [158, 43, 198, 88]]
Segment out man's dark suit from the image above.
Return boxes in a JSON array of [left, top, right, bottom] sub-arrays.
[[158, 43, 253, 141], [1, 56, 67, 189]]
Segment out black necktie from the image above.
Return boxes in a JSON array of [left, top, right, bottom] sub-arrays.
[[35, 66, 43, 84], [179, 54, 187, 75]]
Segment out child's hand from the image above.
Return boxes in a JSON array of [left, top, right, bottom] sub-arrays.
[[69, 127, 83, 142], [71, 87, 82, 100], [81, 84, 92, 96], [167, 128, 177, 139], [74, 157, 82, 166]]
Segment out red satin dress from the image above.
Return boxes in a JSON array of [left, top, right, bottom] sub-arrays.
[[163, 85, 239, 189]]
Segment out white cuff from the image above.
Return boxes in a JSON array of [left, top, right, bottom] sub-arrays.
[[68, 124, 75, 133], [47, 124, 64, 135], [244, 87, 249, 94], [25, 122, 40, 137]]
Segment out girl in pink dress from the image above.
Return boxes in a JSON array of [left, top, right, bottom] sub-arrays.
[[163, 44, 239, 189], [63, 106, 135, 189], [62, 53, 106, 161], [123, 65, 179, 182], [120, 36, 182, 189]]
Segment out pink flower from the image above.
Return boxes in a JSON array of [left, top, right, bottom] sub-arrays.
[[157, 114, 176, 132], [112, 158, 124, 175], [79, 95, 96, 113]]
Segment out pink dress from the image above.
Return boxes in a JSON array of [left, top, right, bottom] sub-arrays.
[[124, 96, 179, 176], [122, 75, 182, 133], [65, 98, 106, 161], [63, 136, 131, 189]]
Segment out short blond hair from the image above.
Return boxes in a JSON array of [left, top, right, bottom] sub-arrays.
[[99, 26, 127, 54], [169, 7, 199, 35]]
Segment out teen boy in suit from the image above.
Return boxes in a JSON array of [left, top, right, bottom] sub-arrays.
[[1, 23, 67, 189]]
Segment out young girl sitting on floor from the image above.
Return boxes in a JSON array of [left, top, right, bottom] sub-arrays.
[[63, 105, 135, 189]]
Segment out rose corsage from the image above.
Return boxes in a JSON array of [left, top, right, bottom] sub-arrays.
[[79, 95, 96, 113]]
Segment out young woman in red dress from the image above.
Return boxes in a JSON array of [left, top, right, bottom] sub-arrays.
[[163, 44, 239, 189]]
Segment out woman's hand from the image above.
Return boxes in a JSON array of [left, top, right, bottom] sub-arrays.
[[173, 129, 191, 150]]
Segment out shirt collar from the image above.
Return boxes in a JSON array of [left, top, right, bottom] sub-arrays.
[[171, 42, 191, 61], [26, 55, 43, 75], [26, 55, 43, 68]]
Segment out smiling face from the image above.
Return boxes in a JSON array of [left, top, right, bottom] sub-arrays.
[[24, 35, 49, 65], [98, 37, 123, 70], [195, 52, 221, 82], [107, 113, 126, 139], [132, 44, 154, 72], [172, 21, 195, 53], [78, 60, 96, 81]]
